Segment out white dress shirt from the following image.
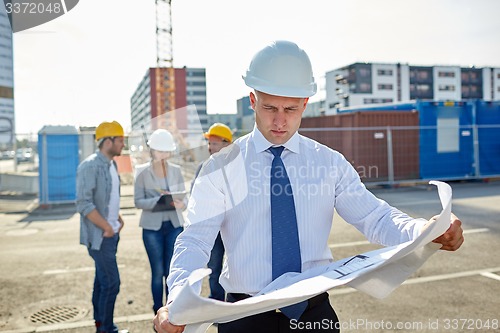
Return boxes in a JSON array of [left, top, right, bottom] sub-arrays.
[[168, 126, 425, 299], [107, 161, 121, 233]]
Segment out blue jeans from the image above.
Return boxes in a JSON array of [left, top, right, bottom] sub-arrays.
[[208, 232, 225, 301], [143, 221, 183, 313], [87, 234, 121, 333]]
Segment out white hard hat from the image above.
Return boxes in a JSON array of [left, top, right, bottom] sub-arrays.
[[147, 129, 176, 152], [242, 40, 317, 98]]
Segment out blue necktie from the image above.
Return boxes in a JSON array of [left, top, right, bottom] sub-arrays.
[[269, 146, 308, 320]]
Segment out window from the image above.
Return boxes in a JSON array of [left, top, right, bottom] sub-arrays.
[[359, 68, 371, 78], [359, 83, 371, 93], [438, 71, 455, 78], [439, 85, 456, 91], [418, 71, 430, 80], [363, 98, 393, 104], [377, 69, 393, 76], [378, 84, 393, 90], [415, 84, 430, 92]]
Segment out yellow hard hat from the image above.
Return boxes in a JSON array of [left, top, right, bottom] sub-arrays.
[[204, 123, 232, 143], [95, 121, 125, 141]]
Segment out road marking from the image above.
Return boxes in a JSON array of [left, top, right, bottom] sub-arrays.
[[329, 267, 500, 295], [330, 240, 373, 248], [402, 267, 500, 284], [43, 265, 125, 275], [381, 199, 438, 207], [480, 272, 500, 282], [463, 227, 490, 234], [329, 227, 489, 249]]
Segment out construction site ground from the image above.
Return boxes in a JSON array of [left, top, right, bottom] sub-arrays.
[[1, 180, 499, 333]]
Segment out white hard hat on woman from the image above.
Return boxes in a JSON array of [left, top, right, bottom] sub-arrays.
[[147, 129, 176, 152]]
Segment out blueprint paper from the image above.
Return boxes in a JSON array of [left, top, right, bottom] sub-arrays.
[[167, 181, 452, 333]]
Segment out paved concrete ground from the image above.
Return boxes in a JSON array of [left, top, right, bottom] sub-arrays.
[[1, 180, 499, 333]]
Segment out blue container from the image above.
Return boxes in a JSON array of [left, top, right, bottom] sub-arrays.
[[38, 126, 80, 204], [338, 101, 417, 113], [418, 101, 474, 180], [475, 100, 500, 176]]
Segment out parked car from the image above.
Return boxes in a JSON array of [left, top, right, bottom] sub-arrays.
[[1, 150, 14, 160], [16, 148, 34, 163]]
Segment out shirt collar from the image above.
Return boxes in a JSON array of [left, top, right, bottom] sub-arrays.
[[96, 151, 112, 164], [251, 124, 300, 154]]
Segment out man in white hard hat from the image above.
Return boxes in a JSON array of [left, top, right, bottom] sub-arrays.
[[154, 41, 464, 333]]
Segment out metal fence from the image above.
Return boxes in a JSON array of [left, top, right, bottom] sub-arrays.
[[297, 124, 500, 185], [1, 125, 498, 200]]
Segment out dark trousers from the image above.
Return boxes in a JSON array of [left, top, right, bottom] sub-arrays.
[[142, 221, 183, 313], [218, 292, 339, 333], [87, 235, 121, 333], [208, 233, 225, 301]]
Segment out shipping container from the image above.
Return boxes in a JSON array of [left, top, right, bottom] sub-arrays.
[[300, 111, 420, 183], [417, 101, 475, 180], [475, 100, 500, 176], [337, 100, 481, 181], [38, 125, 80, 204], [338, 101, 417, 113]]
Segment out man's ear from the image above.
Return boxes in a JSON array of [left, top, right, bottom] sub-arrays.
[[249, 91, 256, 110]]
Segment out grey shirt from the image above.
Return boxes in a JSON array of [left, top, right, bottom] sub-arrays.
[[134, 161, 187, 230], [76, 151, 120, 250]]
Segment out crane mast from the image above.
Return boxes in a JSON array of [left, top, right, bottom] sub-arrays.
[[155, 0, 175, 130], [154, 0, 193, 161]]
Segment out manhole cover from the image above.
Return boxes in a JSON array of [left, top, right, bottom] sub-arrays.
[[29, 306, 86, 324]]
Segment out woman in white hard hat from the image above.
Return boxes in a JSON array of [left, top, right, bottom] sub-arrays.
[[133, 129, 187, 317]]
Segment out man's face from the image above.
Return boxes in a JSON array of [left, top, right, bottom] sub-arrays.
[[207, 135, 230, 155], [108, 136, 125, 157], [250, 91, 308, 145]]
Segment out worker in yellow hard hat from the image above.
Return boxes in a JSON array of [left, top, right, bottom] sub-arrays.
[[203, 122, 233, 155], [190, 122, 233, 302], [76, 121, 129, 333]]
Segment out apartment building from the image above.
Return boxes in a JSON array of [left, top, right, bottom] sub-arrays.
[[130, 67, 208, 132], [325, 63, 500, 114]]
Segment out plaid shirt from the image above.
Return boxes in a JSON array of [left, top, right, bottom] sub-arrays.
[[76, 151, 120, 250]]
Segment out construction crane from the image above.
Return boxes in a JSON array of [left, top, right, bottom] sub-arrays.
[[154, 0, 194, 161], [154, 0, 175, 130]]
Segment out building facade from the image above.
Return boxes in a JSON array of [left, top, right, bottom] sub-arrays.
[[325, 63, 500, 115], [0, 7, 14, 148], [130, 67, 208, 132]]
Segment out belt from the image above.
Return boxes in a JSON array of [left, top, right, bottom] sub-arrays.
[[226, 292, 329, 313]]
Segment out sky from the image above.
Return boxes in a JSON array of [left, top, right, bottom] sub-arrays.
[[11, 0, 500, 135]]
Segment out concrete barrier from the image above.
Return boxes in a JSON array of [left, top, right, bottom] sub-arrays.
[[0, 172, 39, 194]]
